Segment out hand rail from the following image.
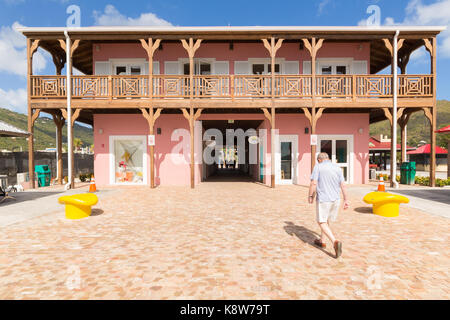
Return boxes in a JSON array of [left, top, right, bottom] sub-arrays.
[[30, 74, 433, 100]]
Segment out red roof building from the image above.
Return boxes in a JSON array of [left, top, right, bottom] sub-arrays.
[[407, 144, 448, 155], [369, 136, 414, 151], [436, 125, 450, 134]]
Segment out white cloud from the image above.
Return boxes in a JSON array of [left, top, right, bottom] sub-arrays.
[[367, 0, 450, 58], [0, 22, 48, 77], [0, 87, 27, 113], [93, 5, 172, 26], [317, 0, 331, 15]]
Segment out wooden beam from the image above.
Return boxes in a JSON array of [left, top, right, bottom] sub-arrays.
[[140, 107, 163, 188], [52, 113, 65, 184], [423, 38, 433, 56], [383, 38, 393, 56], [383, 107, 393, 125]]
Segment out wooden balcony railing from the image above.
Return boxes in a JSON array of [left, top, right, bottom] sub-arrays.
[[31, 74, 433, 100]]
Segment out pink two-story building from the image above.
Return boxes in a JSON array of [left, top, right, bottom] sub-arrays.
[[20, 26, 443, 188]]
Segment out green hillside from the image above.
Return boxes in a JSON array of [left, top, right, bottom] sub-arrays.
[[370, 100, 450, 149], [0, 108, 93, 151]]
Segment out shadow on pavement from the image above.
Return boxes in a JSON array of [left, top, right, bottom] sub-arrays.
[[0, 191, 64, 207], [393, 189, 450, 205], [90, 208, 104, 217], [283, 221, 335, 258], [354, 206, 373, 214]]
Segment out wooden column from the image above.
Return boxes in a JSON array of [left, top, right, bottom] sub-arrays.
[[181, 108, 203, 188], [181, 38, 202, 189], [52, 113, 65, 184], [261, 107, 277, 188], [58, 38, 79, 188], [302, 38, 324, 170], [27, 38, 40, 189], [141, 107, 162, 188], [398, 110, 412, 163], [398, 49, 411, 164], [262, 37, 283, 188], [60, 108, 80, 188], [424, 37, 437, 187], [140, 38, 161, 98], [383, 37, 404, 186], [302, 107, 324, 171]]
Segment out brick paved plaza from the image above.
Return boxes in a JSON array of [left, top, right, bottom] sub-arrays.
[[0, 181, 448, 299]]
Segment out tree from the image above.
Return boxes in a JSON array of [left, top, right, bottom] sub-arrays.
[[73, 138, 83, 151]]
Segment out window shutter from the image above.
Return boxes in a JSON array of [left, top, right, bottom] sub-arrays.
[[352, 60, 368, 74], [164, 61, 179, 75], [283, 61, 299, 75], [94, 61, 111, 75], [302, 61, 311, 75], [213, 61, 229, 75], [234, 61, 250, 75], [153, 61, 160, 75], [143, 62, 160, 75]]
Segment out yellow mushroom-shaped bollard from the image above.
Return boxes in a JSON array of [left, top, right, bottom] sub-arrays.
[[58, 193, 99, 220], [363, 192, 409, 217]]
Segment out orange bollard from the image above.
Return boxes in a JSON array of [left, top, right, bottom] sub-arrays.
[[377, 176, 385, 192], [89, 175, 97, 193]]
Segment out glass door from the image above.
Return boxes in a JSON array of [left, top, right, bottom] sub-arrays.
[[318, 137, 351, 183], [276, 135, 298, 185], [280, 142, 293, 182]]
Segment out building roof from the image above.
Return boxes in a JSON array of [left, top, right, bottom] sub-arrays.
[[369, 136, 414, 151], [436, 125, 450, 134], [407, 144, 448, 155], [0, 120, 30, 137], [17, 25, 446, 75]]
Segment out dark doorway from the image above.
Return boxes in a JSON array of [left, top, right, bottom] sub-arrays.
[[201, 120, 263, 182]]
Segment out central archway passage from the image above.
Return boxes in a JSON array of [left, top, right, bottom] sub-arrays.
[[200, 119, 264, 183]]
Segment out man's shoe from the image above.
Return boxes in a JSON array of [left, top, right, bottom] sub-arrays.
[[334, 241, 342, 258], [314, 239, 326, 248]]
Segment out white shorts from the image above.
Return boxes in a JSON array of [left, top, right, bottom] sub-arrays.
[[316, 199, 340, 223]]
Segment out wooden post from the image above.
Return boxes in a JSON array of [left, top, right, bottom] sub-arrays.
[[140, 38, 161, 98], [52, 113, 65, 184], [399, 111, 412, 164], [181, 108, 203, 188], [262, 37, 283, 188], [27, 38, 40, 189], [60, 108, 80, 188], [141, 107, 162, 188], [302, 37, 324, 171], [181, 38, 202, 188], [424, 37, 437, 187]]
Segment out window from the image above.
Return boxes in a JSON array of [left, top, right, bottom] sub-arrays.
[[252, 64, 265, 75], [251, 63, 280, 75], [112, 60, 145, 75], [183, 60, 212, 75]]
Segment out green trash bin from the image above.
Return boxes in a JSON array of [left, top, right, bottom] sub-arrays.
[[35, 165, 51, 187], [400, 162, 416, 185]]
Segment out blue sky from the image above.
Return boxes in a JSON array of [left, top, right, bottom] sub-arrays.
[[0, 0, 449, 114]]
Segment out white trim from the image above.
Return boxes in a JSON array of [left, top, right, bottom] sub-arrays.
[[316, 134, 354, 184], [177, 58, 216, 74], [109, 135, 148, 186], [18, 26, 446, 34], [275, 134, 298, 185], [109, 58, 147, 75], [317, 58, 353, 75]]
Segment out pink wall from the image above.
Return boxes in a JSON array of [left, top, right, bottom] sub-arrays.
[[94, 114, 194, 187], [94, 113, 369, 187], [93, 42, 371, 74]]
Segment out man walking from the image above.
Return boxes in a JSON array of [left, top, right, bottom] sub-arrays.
[[308, 152, 349, 258]]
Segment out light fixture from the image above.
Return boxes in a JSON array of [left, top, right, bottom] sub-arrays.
[[305, 127, 309, 134], [358, 44, 363, 51], [359, 128, 364, 134], [229, 42, 234, 50], [98, 128, 103, 134]]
